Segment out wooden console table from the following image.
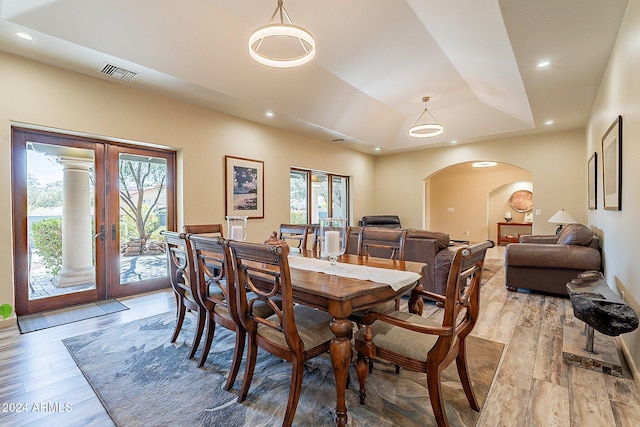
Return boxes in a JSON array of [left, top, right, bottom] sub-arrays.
[[497, 221, 532, 245]]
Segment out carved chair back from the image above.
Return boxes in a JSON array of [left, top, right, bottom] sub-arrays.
[[278, 223, 311, 250], [184, 223, 224, 237], [358, 227, 407, 261]]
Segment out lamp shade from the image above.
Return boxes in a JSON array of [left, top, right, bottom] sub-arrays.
[[547, 209, 576, 224]]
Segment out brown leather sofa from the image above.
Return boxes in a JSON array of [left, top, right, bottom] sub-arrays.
[[346, 226, 452, 295], [504, 223, 601, 296]]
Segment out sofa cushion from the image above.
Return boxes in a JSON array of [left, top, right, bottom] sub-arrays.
[[505, 243, 601, 270], [406, 229, 450, 250], [557, 224, 593, 246]]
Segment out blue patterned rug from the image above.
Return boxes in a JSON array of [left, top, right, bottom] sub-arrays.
[[63, 312, 503, 426]]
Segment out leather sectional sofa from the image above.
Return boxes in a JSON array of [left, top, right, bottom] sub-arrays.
[[504, 223, 601, 296]]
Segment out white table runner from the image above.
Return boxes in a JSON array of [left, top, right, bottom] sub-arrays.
[[287, 256, 421, 291]]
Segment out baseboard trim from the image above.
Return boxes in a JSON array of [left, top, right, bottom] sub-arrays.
[[617, 336, 639, 385], [0, 316, 18, 330]]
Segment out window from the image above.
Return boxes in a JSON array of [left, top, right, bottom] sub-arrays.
[[290, 168, 349, 224]]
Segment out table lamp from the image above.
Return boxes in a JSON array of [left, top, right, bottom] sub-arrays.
[[547, 209, 576, 234]]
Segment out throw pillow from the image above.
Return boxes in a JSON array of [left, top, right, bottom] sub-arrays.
[[557, 224, 593, 246]]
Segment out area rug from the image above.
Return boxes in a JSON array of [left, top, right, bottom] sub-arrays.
[[63, 312, 503, 426], [18, 299, 129, 333]]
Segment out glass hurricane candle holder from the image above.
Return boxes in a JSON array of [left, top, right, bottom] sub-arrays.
[[226, 215, 248, 241], [319, 218, 347, 267]]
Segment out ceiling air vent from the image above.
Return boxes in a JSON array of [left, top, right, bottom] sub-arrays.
[[100, 63, 137, 81]]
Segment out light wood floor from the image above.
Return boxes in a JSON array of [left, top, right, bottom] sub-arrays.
[[1, 246, 639, 426]]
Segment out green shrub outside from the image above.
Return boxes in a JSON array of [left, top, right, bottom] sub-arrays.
[[31, 218, 63, 275], [289, 210, 307, 224], [120, 206, 162, 243]]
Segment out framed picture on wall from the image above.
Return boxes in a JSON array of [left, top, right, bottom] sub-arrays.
[[602, 115, 622, 210], [225, 155, 264, 218], [588, 152, 597, 210]]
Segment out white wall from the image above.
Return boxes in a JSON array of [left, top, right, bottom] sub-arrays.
[[586, 1, 640, 375], [0, 52, 376, 326]]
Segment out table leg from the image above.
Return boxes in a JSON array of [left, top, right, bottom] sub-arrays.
[[408, 284, 424, 315], [329, 314, 352, 427]]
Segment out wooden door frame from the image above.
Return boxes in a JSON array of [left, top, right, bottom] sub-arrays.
[[105, 144, 176, 298], [11, 127, 175, 314]]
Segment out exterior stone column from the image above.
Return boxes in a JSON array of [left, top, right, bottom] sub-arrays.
[[54, 156, 96, 288]]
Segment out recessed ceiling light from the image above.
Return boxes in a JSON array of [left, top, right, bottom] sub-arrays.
[[265, 111, 274, 117], [472, 161, 497, 168], [450, 140, 457, 144], [16, 32, 32, 41], [374, 147, 381, 152], [536, 60, 550, 69], [544, 119, 554, 125]]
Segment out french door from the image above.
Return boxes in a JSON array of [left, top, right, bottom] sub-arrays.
[[12, 127, 176, 315]]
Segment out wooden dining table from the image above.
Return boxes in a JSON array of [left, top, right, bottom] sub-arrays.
[[286, 250, 426, 427]]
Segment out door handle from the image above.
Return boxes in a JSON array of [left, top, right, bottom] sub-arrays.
[[111, 224, 117, 241], [94, 224, 105, 242]]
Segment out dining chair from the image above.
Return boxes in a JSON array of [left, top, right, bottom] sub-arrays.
[[351, 227, 408, 324], [188, 235, 283, 380], [160, 231, 205, 360], [185, 235, 235, 370], [186, 234, 243, 389], [310, 223, 322, 252], [354, 240, 495, 427], [227, 239, 335, 427], [344, 226, 363, 255], [184, 223, 224, 237], [278, 223, 311, 250], [358, 227, 407, 261]]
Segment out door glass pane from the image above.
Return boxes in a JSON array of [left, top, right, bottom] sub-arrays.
[[119, 154, 168, 284], [332, 176, 348, 218], [311, 172, 328, 223], [27, 143, 96, 300], [290, 170, 308, 223]]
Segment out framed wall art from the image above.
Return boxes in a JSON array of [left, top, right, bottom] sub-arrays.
[[601, 115, 622, 210], [225, 155, 264, 218], [588, 152, 597, 210]]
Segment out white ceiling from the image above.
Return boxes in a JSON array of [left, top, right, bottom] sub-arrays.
[[0, 0, 629, 154]]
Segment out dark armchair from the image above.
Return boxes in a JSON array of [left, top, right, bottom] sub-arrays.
[[359, 215, 402, 229]]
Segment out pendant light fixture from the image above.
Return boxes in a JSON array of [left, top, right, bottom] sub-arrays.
[[408, 96, 444, 138], [248, 0, 315, 68]]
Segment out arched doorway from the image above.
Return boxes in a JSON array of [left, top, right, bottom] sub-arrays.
[[424, 161, 532, 242]]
